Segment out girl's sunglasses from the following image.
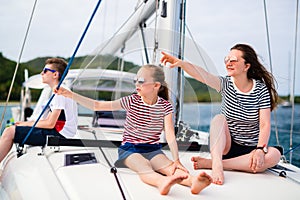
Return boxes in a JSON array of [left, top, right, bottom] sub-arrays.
[[133, 77, 146, 85]]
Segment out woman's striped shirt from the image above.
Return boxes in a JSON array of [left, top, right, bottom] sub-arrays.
[[219, 76, 271, 146], [120, 94, 173, 144]]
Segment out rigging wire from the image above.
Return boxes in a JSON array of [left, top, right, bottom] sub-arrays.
[[0, 0, 38, 132], [178, 0, 186, 61], [289, 0, 299, 163], [263, 0, 300, 163], [262, 0, 280, 146], [18, 0, 103, 149], [91, 131, 126, 200], [263, 0, 273, 71], [176, 0, 186, 124], [67, 1, 154, 88], [185, 25, 209, 70], [151, 0, 159, 63]]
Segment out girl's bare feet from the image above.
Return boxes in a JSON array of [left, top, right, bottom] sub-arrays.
[[158, 174, 188, 195], [191, 172, 212, 194]]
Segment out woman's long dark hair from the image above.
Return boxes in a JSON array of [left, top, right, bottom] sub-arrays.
[[231, 44, 278, 110], [142, 64, 169, 101]]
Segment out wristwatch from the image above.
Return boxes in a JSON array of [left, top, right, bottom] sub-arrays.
[[256, 144, 268, 154]]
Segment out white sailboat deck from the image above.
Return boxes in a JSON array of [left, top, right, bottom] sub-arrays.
[[1, 125, 299, 200]]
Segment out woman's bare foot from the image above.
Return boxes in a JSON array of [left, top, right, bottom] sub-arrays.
[[158, 174, 188, 195], [211, 159, 224, 185], [191, 156, 212, 170], [191, 156, 224, 185], [191, 172, 212, 194]]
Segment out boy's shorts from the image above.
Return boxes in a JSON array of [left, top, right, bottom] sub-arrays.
[[14, 126, 64, 146]]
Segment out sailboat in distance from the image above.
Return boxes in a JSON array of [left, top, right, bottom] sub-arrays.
[[281, 53, 295, 108]]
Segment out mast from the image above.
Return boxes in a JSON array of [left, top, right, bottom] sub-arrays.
[[157, 0, 185, 126], [92, 0, 186, 126]]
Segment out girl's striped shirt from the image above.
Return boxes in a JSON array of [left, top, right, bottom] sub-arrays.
[[120, 94, 173, 144]]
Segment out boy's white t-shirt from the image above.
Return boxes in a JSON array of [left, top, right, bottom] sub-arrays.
[[49, 94, 78, 138]]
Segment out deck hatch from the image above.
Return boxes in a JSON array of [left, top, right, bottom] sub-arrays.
[[65, 153, 97, 166]]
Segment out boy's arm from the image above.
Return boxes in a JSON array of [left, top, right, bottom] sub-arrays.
[[16, 109, 61, 129]]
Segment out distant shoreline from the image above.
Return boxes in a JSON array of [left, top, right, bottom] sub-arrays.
[[0, 102, 19, 106], [0, 102, 37, 106]]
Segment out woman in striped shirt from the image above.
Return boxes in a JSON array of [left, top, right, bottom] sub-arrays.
[[161, 44, 282, 185], [55, 64, 212, 195]]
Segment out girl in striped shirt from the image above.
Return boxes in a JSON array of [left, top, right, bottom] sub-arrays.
[[55, 64, 212, 195], [161, 44, 282, 185]]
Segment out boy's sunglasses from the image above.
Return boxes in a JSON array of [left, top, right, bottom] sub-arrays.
[[42, 67, 57, 74]]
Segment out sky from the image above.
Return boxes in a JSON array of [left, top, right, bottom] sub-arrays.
[[0, 0, 299, 95]]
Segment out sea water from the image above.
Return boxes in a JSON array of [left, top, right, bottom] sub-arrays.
[[1, 103, 299, 167], [0, 104, 18, 130]]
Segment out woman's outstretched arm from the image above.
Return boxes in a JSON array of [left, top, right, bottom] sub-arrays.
[[160, 51, 221, 91]]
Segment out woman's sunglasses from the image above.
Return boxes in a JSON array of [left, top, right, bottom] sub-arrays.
[[224, 55, 238, 64]]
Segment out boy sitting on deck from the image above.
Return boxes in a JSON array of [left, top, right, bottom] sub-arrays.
[[0, 58, 78, 163]]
